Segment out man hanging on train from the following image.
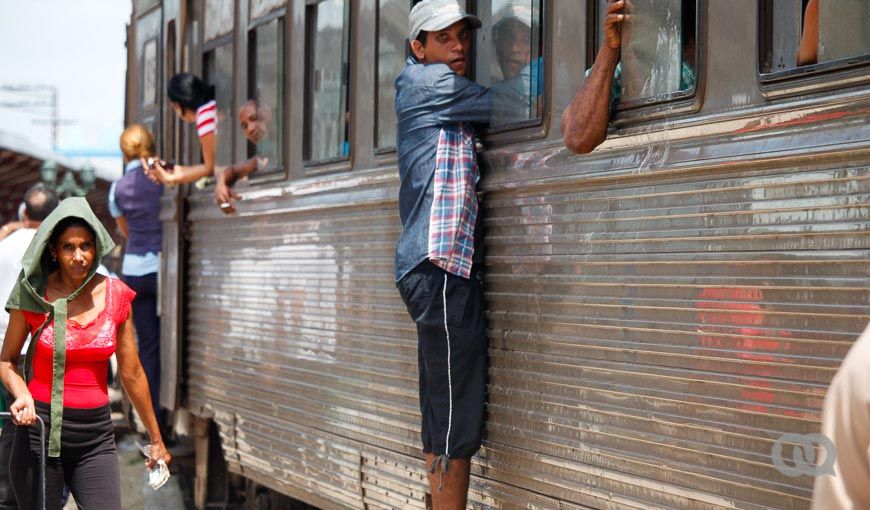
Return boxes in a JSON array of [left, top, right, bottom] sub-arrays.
[[393, 0, 491, 507], [394, 0, 630, 505]]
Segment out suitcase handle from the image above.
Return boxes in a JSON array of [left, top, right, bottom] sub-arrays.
[[0, 412, 46, 510]]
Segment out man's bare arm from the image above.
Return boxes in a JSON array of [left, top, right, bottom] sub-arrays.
[[561, 0, 624, 154]]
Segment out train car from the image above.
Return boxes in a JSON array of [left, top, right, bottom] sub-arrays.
[[124, 0, 870, 508]]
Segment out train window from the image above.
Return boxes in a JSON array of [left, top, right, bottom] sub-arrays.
[[474, 0, 544, 129], [375, 0, 410, 151], [204, 0, 235, 43], [141, 38, 158, 107], [590, 0, 697, 111], [248, 18, 285, 174], [759, 0, 870, 79], [304, 0, 352, 165], [203, 44, 234, 167], [135, 7, 160, 124]]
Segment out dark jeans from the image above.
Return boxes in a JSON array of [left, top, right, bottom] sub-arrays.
[[124, 273, 164, 422], [11, 402, 120, 510]]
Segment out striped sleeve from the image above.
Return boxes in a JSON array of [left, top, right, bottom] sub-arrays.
[[195, 100, 217, 138]]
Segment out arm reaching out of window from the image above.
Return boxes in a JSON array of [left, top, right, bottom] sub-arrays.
[[561, 0, 624, 154], [797, 0, 819, 66], [214, 158, 260, 214], [141, 132, 216, 186]]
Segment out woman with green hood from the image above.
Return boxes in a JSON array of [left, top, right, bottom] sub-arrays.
[[0, 197, 170, 510]]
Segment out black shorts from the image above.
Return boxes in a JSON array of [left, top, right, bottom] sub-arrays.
[[397, 261, 488, 459]]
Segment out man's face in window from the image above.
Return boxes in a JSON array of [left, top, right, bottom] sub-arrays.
[[238, 100, 269, 145], [494, 18, 531, 79], [411, 20, 472, 76]]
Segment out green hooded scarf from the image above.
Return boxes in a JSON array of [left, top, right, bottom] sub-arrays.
[[5, 197, 115, 457]]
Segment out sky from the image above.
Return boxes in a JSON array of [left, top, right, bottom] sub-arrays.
[[0, 0, 132, 181]]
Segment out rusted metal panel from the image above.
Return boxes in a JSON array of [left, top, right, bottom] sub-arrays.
[[158, 190, 184, 410]]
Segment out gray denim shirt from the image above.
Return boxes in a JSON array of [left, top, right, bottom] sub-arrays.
[[394, 56, 491, 282]]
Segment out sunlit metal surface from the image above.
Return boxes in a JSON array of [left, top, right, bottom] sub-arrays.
[[181, 99, 870, 509]]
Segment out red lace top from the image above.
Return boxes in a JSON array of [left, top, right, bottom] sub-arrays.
[[23, 277, 136, 408]]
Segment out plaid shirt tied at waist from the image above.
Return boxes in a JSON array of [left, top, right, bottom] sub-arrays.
[[428, 123, 478, 279]]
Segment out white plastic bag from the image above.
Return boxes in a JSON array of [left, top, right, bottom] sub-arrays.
[[137, 442, 171, 491]]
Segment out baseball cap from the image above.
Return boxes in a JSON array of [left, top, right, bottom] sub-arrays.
[[409, 0, 482, 42]]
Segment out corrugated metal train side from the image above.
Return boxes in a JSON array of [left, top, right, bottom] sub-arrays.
[[180, 95, 870, 509]]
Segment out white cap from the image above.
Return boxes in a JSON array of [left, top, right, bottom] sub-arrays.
[[409, 0, 482, 42]]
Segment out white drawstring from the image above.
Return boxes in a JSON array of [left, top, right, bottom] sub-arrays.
[[442, 274, 454, 458]]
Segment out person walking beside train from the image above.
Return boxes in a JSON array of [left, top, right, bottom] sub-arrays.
[[0, 184, 59, 510], [108, 124, 166, 428], [0, 197, 170, 510], [393, 1, 491, 507]]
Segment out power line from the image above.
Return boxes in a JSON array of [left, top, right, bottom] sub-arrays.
[[0, 101, 51, 109]]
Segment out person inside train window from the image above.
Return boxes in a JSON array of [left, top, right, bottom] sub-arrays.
[[214, 99, 274, 214], [143, 73, 218, 187], [561, 0, 695, 153], [489, 2, 543, 126], [395, 1, 491, 507]]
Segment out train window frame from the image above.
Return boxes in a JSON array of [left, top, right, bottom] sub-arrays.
[[373, 0, 410, 156], [302, 0, 354, 175], [134, 6, 161, 134], [246, 10, 288, 181], [471, 0, 551, 146], [202, 36, 236, 169], [585, 0, 705, 127], [757, 0, 870, 100], [164, 20, 177, 164]]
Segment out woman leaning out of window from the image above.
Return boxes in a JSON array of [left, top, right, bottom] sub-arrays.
[[144, 73, 217, 188]]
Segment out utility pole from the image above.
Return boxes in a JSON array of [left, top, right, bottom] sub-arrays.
[[0, 84, 76, 150]]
